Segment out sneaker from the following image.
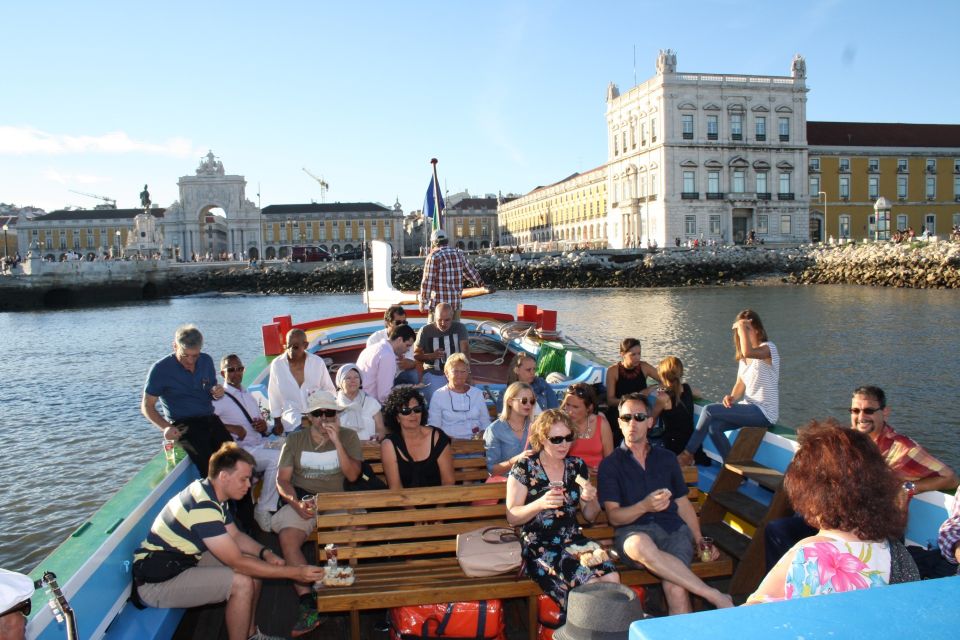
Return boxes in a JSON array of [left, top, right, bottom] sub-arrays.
[[290, 602, 320, 638], [248, 628, 289, 640], [254, 509, 275, 532]]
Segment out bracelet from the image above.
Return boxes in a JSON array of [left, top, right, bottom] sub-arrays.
[[258, 547, 270, 560]]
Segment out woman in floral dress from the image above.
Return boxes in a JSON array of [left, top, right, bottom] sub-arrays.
[[747, 420, 907, 604], [506, 409, 619, 612]]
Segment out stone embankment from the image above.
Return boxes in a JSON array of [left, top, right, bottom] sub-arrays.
[[789, 241, 960, 289]]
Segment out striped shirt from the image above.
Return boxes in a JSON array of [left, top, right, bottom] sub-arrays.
[[737, 341, 780, 423], [134, 479, 231, 561], [418, 246, 484, 310]]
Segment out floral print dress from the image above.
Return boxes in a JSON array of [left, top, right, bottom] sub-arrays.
[[509, 453, 617, 611], [747, 534, 891, 604]]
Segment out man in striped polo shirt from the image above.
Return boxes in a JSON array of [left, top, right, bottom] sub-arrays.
[[133, 443, 325, 640]]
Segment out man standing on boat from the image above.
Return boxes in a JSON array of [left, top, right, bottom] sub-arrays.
[[418, 229, 489, 323], [764, 385, 959, 570], [599, 393, 734, 614], [213, 354, 281, 532], [414, 302, 471, 402], [355, 323, 417, 404], [366, 305, 419, 385], [142, 324, 233, 477], [133, 442, 323, 640]]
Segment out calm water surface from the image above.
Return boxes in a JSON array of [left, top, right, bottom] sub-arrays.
[[1, 285, 958, 573]]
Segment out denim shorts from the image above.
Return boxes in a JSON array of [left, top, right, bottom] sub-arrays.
[[615, 521, 695, 567]]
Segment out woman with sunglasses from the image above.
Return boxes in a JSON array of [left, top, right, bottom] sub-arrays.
[[381, 386, 454, 489], [507, 409, 619, 614], [335, 364, 386, 442], [483, 381, 536, 477], [679, 309, 779, 465], [428, 353, 489, 440], [562, 383, 614, 474]]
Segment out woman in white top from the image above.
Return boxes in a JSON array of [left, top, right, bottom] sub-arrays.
[[679, 309, 779, 464], [335, 364, 386, 442], [428, 353, 489, 440], [267, 328, 336, 433]]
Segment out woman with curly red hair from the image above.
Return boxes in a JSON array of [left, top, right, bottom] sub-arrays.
[[747, 420, 908, 603]]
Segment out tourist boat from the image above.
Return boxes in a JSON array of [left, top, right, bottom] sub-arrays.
[[23, 242, 957, 639]]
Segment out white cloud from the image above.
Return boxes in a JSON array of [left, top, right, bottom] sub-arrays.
[[43, 169, 111, 186], [0, 126, 201, 157]]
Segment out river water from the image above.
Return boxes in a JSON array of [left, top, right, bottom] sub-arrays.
[[2, 284, 959, 574]]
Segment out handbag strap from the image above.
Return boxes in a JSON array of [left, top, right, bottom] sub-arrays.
[[480, 527, 519, 544], [223, 389, 257, 426]]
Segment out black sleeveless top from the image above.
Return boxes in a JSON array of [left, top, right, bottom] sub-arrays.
[[385, 427, 451, 488], [659, 383, 694, 455], [615, 362, 648, 398]]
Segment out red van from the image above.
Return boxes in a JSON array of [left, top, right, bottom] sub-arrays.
[[291, 246, 332, 263]]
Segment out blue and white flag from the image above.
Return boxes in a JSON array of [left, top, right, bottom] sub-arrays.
[[423, 175, 445, 231]]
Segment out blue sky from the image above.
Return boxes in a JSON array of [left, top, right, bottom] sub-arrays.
[[1, 1, 957, 214]]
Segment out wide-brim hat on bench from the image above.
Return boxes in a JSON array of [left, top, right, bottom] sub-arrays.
[[554, 582, 645, 640]]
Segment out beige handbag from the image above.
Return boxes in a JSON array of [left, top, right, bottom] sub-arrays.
[[456, 526, 522, 577]]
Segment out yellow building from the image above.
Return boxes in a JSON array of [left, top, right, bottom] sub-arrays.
[[808, 122, 960, 240], [16, 208, 163, 260], [498, 166, 607, 249], [261, 202, 403, 259]]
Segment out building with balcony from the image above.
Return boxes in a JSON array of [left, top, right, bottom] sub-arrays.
[[260, 201, 403, 259], [807, 122, 960, 240], [444, 196, 501, 250]]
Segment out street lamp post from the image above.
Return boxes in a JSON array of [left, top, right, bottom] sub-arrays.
[[818, 191, 828, 242], [874, 197, 892, 242], [115, 230, 121, 258], [2, 223, 8, 259]]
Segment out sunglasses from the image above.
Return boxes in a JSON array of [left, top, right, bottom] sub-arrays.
[[547, 433, 575, 444], [225, 366, 245, 373], [619, 413, 649, 423], [849, 407, 882, 415], [514, 397, 536, 406], [399, 405, 425, 416], [565, 387, 588, 398], [3, 598, 31, 618], [309, 408, 339, 418], [391, 319, 408, 326]]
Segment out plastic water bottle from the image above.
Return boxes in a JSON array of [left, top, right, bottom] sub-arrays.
[[163, 439, 177, 465]]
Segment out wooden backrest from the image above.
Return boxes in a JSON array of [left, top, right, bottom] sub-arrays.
[[361, 439, 489, 484]]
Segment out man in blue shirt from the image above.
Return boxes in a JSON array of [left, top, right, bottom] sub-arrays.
[[598, 392, 733, 615], [142, 324, 232, 477]]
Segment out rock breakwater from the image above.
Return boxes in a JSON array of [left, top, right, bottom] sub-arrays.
[[790, 241, 960, 289]]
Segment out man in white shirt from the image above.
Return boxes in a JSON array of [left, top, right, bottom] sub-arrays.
[[366, 305, 419, 385], [214, 354, 282, 532], [267, 329, 335, 433], [356, 324, 416, 404]]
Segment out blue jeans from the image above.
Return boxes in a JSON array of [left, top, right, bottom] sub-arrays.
[[421, 371, 447, 404], [395, 367, 419, 386], [684, 402, 771, 460]]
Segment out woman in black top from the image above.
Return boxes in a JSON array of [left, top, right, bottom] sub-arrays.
[[380, 387, 454, 488], [647, 357, 703, 459]]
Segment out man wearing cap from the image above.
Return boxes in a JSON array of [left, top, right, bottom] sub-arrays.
[[598, 393, 733, 615], [356, 323, 417, 404], [213, 354, 281, 532], [418, 229, 489, 323], [133, 442, 324, 640], [0, 569, 33, 640], [366, 305, 420, 385], [142, 324, 233, 477], [272, 390, 362, 637]]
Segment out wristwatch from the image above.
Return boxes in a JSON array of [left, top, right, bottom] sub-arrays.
[[902, 481, 916, 498]]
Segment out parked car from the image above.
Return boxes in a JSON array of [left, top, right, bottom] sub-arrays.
[[291, 246, 332, 262], [335, 247, 365, 261]]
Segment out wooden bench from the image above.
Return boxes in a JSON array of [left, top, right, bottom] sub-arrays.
[[312, 467, 728, 640]]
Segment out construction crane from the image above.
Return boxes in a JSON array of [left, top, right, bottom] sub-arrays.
[[302, 168, 329, 203], [69, 189, 117, 209]]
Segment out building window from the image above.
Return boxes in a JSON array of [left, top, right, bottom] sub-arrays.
[[59, 230, 66, 249], [779, 173, 791, 194], [613, 135, 619, 156], [682, 114, 694, 140], [732, 170, 745, 193], [385, 224, 392, 239], [868, 158, 879, 172], [706, 116, 718, 140], [266, 226, 273, 242], [897, 158, 908, 173], [954, 175, 960, 200], [730, 114, 742, 140], [318, 224, 325, 240], [708, 171, 720, 194], [780, 214, 792, 235], [869, 176, 879, 200], [809, 157, 820, 172], [954, 158, 960, 173], [755, 116, 766, 141], [953, 213, 960, 228], [332, 225, 339, 241], [757, 214, 768, 234], [709, 215, 721, 235], [683, 171, 696, 193], [684, 215, 696, 236], [86, 229, 94, 248], [898, 175, 908, 199], [927, 158, 937, 173], [839, 176, 850, 199], [839, 214, 851, 238], [756, 172, 768, 195], [839, 158, 850, 173], [926, 176, 936, 200], [925, 214, 936, 234], [810, 175, 820, 198], [306, 224, 313, 241], [630, 125, 636, 149], [778, 117, 789, 141], [640, 122, 647, 146], [651, 118, 657, 143], [371, 225, 378, 239], [650, 173, 657, 197], [73, 230, 80, 249], [896, 214, 908, 231]]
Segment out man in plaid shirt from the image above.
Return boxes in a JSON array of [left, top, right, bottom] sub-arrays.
[[419, 230, 489, 322], [938, 497, 960, 572]]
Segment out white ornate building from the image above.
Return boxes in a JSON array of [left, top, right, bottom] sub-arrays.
[[605, 50, 810, 247]]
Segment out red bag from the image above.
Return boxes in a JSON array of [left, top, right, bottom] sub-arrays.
[[389, 600, 505, 639], [535, 587, 646, 640]]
